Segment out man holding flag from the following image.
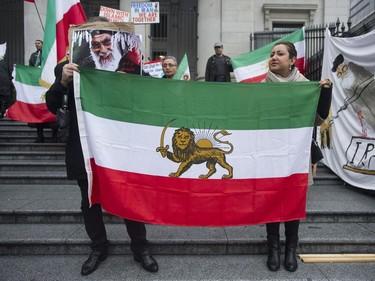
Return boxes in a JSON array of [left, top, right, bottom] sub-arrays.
[[46, 15, 159, 277]]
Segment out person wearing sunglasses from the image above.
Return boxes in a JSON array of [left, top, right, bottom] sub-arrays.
[[205, 42, 233, 82]]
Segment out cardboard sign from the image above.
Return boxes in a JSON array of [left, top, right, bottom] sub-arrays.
[[69, 22, 143, 74], [99, 6, 130, 22], [130, 2, 159, 24]]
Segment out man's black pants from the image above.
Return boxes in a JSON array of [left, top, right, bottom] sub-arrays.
[[78, 179, 149, 254]]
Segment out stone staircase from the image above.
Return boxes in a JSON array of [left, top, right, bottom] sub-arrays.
[[1, 118, 375, 257]]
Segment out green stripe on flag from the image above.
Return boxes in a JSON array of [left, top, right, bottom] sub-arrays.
[[41, 0, 56, 69], [231, 29, 304, 68], [15, 65, 42, 86], [78, 67, 319, 131], [174, 53, 189, 80]]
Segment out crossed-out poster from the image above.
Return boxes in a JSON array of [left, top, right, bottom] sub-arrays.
[[321, 28, 375, 190], [69, 22, 142, 74]]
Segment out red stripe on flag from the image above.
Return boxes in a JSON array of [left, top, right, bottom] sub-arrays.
[[24, 0, 35, 2], [56, 3, 86, 62], [240, 73, 267, 83], [295, 57, 305, 74], [90, 159, 308, 226], [6, 101, 56, 123]]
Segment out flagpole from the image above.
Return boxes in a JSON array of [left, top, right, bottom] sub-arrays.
[[34, 1, 45, 32]]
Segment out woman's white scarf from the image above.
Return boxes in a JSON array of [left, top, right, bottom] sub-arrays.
[[264, 67, 309, 82]]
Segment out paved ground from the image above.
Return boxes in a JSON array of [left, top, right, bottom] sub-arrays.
[[1, 170, 374, 280], [1, 254, 375, 281]]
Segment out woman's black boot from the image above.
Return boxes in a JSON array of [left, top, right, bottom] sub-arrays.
[[266, 235, 280, 271], [284, 235, 298, 272]]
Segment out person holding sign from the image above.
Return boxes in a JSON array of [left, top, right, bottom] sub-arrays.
[[46, 16, 159, 276]]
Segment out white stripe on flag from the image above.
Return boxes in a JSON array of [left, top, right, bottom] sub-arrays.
[[13, 81, 46, 104], [82, 112, 312, 179], [55, 0, 81, 22]]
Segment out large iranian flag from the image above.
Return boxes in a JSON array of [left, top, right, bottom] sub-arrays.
[[232, 28, 305, 83], [74, 67, 320, 226], [40, 0, 86, 87], [6, 65, 56, 123]]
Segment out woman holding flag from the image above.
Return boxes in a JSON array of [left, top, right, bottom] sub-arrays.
[[263, 41, 332, 272]]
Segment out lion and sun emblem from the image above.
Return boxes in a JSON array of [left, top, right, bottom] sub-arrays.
[[156, 119, 234, 179]]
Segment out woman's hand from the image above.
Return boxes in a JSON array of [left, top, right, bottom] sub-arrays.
[[61, 63, 80, 87], [320, 79, 332, 88]]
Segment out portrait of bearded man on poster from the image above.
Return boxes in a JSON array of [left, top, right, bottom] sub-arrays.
[[71, 23, 142, 75]]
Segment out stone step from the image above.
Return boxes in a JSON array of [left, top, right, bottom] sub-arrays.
[[0, 151, 65, 160], [0, 172, 75, 184], [0, 127, 50, 136], [1, 222, 374, 255], [0, 142, 65, 151], [0, 134, 43, 143], [0, 160, 66, 171], [1, 184, 374, 224], [0, 119, 28, 126]]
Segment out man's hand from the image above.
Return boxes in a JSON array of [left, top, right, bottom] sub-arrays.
[[61, 63, 80, 87]]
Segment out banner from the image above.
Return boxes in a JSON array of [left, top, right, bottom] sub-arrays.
[[232, 28, 305, 82], [74, 67, 320, 226], [143, 60, 163, 78], [6, 65, 56, 123], [320, 28, 375, 190]]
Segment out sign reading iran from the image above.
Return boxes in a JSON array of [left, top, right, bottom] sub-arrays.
[[99, 6, 130, 22], [130, 2, 159, 24], [74, 67, 320, 226]]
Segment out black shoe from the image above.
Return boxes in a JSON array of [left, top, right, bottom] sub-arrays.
[[266, 235, 280, 271], [134, 251, 158, 272], [81, 250, 108, 276], [284, 248, 298, 272], [284, 236, 298, 272]]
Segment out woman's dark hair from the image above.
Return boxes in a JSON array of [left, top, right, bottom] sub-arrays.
[[273, 41, 297, 69]]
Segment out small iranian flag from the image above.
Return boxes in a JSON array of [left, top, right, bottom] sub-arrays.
[[40, 0, 86, 87], [6, 65, 56, 123], [232, 28, 305, 83], [173, 53, 190, 80], [74, 67, 319, 226]]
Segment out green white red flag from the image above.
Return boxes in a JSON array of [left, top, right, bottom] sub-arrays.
[[173, 53, 190, 80], [74, 67, 319, 226], [40, 0, 86, 87], [232, 28, 305, 83], [6, 65, 56, 122]]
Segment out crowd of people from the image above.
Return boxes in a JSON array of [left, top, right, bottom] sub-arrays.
[[0, 15, 332, 277]]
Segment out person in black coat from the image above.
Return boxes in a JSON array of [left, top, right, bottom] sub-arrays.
[[0, 44, 16, 118], [29, 39, 43, 67], [205, 42, 233, 82], [45, 61, 159, 276]]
